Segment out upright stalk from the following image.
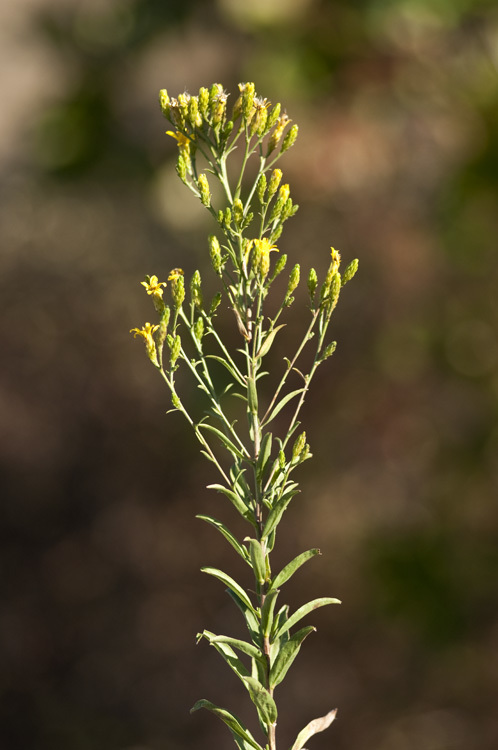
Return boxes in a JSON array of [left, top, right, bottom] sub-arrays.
[[131, 81, 359, 750]]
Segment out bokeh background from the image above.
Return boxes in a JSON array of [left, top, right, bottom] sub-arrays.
[[1, 0, 498, 749]]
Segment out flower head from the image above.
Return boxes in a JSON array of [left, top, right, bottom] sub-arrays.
[[130, 322, 160, 365], [130, 322, 159, 342], [141, 275, 167, 297], [166, 130, 192, 150], [168, 267, 184, 281], [251, 238, 279, 279]]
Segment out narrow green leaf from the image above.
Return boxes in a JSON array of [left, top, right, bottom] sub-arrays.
[[275, 597, 341, 640], [269, 626, 315, 689], [247, 376, 258, 415], [197, 630, 250, 680], [256, 431, 273, 482], [246, 538, 267, 585], [261, 587, 280, 637], [271, 549, 321, 590], [255, 324, 286, 359], [190, 699, 263, 750], [291, 709, 337, 750], [207, 483, 251, 519], [242, 676, 278, 726], [226, 589, 261, 647], [262, 486, 300, 539], [196, 514, 250, 563], [210, 635, 266, 664], [205, 354, 247, 386], [262, 388, 305, 427], [198, 422, 246, 459], [201, 567, 254, 611]]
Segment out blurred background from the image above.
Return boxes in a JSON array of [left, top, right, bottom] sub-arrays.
[[1, 0, 498, 749]]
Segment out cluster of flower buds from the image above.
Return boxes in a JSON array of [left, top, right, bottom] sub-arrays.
[[159, 82, 297, 159]]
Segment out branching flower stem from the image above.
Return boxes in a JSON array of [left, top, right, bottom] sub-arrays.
[[131, 82, 358, 750]]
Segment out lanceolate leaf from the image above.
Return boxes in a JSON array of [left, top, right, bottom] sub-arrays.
[[269, 626, 315, 689], [201, 567, 254, 611], [261, 587, 280, 637], [210, 635, 266, 665], [271, 548, 321, 590], [262, 485, 300, 538], [198, 631, 250, 681], [274, 597, 341, 640], [226, 589, 262, 647], [205, 354, 247, 386], [262, 388, 305, 427], [291, 709, 338, 750], [256, 324, 286, 359], [246, 538, 267, 585], [256, 431, 273, 481], [242, 676, 278, 726], [196, 514, 250, 563], [207, 483, 256, 525], [190, 700, 263, 750], [197, 422, 247, 459]]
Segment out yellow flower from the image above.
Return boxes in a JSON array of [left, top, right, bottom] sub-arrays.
[[168, 267, 184, 281], [252, 238, 279, 279], [130, 322, 160, 365], [141, 275, 167, 297], [130, 322, 159, 343], [166, 130, 193, 150], [330, 247, 341, 275]]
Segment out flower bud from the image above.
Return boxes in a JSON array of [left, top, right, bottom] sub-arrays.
[[269, 253, 287, 282], [287, 263, 300, 296], [321, 341, 337, 361], [267, 168, 282, 198], [169, 98, 184, 129], [241, 82, 256, 121], [267, 113, 290, 155], [176, 152, 188, 183], [281, 197, 294, 221], [342, 258, 359, 286], [270, 184, 290, 221], [212, 91, 228, 126], [190, 270, 203, 308], [266, 102, 281, 131], [198, 87, 209, 117], [170, 333, 182, 365], [208, 235, 222, 274], [292, 431, 306, 462], [330, 247, 341, 276], [171, 392, 181, 409], [157, 306, 171, 349], [308, 268, 318, 300], [278, 449, 286, 469], [281, 124, 299, 153], [188, 96, 202, 128], [159, 89, 170, 118], [209, 292, 222, 315], [177, 93, 190, 121], [256, 173, 267, 203], [198, 173, 211, 207], [222, 120, 234, 141], [233, 198, 244, 226], [250, 97, 269, 137], [169, 268, 185, 309], [194, 316, 204, 342]]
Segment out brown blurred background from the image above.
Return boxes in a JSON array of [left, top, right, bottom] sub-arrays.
[[1, 0, 498, 749]]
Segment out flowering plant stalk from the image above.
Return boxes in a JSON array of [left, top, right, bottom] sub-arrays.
[[131, 82, 358, 750]]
